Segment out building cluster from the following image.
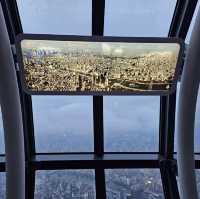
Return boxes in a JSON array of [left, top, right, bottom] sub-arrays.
[[34, 170, 164, 199], [106, 170, 164, 199], [35, 171, 95, 199], [22, 49, 177, 92]]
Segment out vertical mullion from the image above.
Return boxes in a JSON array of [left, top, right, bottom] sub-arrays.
[[25, 167, 35, 199], [93, 97, 104, 155], [92, 0, 105, 156], [95, 169, 106, 199], [160, 160, 180, 199], [20, 92, 36, 160], [159, 94, 176, 159], [159, 96, 168, 156], [92, 1, 106, 199], [166, 93, 176, 159]]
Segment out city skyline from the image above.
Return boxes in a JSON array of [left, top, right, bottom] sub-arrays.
[[21, 40, 180, 57]]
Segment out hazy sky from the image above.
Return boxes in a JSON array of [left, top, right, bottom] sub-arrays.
[[22, 39, 180, 57], [1, 0, 200, 153]]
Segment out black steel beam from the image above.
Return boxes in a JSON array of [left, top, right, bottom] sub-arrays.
[[159, 96, 168, 156], [92, 0, 105, 36], [25, 166, 35, 199], [31, 154, 159, 170], [166, 93, 177, 158], [0, 155, 5, 172], [159, 93, 177, 159], [2, 0, 23, 34], [169, 0, 187, 37], [0, 154, 199, 173], [20, 93, 36, 160], [92, 0, 105, 156], [92, 1, 106, 199], [160, 160, 180, 199], [0, 164, 5, 172], [95, 169, 107, 199], [0, 0, 16, 43], [177, 0, 198, 39], [93, 96, 104, 155], [169, 0, 198, 38]]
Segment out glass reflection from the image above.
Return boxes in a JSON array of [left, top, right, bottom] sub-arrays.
[[20, 39, 180, 93]]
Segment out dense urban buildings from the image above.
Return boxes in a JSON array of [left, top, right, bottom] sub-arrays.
[[21, 41, 179, 93]]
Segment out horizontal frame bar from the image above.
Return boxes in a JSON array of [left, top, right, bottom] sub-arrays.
[[1, 153, 200, 172], [31, 154, 160, 170]]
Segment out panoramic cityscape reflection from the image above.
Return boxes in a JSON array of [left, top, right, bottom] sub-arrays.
[[20, 39, 180, 93]]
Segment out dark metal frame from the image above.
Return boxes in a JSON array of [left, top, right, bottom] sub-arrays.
[[16, 34, 184, 96], [0, 0, 199, 199]]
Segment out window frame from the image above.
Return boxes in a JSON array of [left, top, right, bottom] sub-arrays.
[[0, 0, 199, 199]]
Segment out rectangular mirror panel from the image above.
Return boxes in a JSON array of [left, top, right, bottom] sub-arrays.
[[18, 36, 182, 95]]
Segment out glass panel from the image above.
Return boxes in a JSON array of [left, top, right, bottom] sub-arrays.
[[185, 1, 200, 43], [105, 169, 164, 199], [35, 170, 96, 199], [16, 0, 91, 35], [0, 173, 5, 199], [20, 39, 181, 94], [175, 83, 200, 152], [104, 96, 160, 152], [104, 0, 176, 152], [32, 96, 93, 152], [104, 0, 177, 36], [0, 108, 5, 154]]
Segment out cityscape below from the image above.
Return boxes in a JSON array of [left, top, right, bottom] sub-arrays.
[[1, 169, 200, 198], [0, 98, 200, 198]]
